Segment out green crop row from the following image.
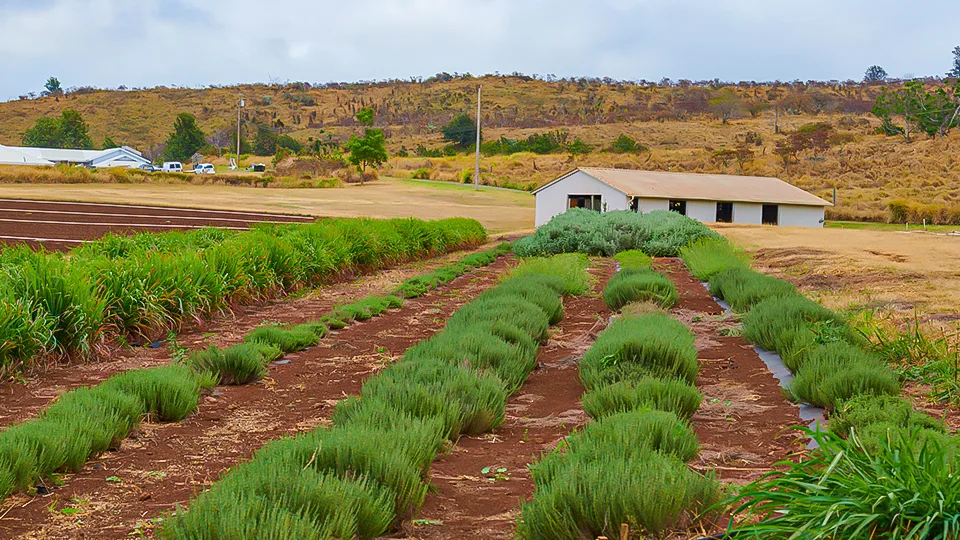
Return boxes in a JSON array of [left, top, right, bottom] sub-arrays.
[[679, 237, 960, 536], [189, 243, 512, 386], [0, 217, 486, 377], [0, 243, 511, 503], [603, 268, 679, 310], [158, 254, 590, 538], [514, 208, 719, 257], [0, 365, 212, 500], [520, 309, 715, 539]]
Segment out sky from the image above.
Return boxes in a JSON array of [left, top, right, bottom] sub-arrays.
[[1, 0, 958, 101]]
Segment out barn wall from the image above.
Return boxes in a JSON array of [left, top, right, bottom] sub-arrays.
[[780, 205, 825, 227], [686, 201, 717, 223], [733, 203, 763, 225], [635, 198, 669, 213], [534, 171, 628, 226]]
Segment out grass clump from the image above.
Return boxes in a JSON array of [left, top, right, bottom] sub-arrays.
[[613, 249, 652, 270], [245, 324, 320, 352], [581, 314, 698, 389], [394, 242, 511, 298], [604, 268, 679, 310], [708, 267, 797, 312], [509, 253, 592, 295], [188, 342, 283, 385], [830, 394, 944, 437], [788, 343, 900, 410], [680, 237, 749, 281], [726, 428, 960, 539], [582, 377, 703, 420]]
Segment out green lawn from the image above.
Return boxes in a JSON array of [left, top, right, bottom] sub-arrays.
[[826, 221, 960, 233]]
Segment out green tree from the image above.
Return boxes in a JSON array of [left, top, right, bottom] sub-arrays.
[[355, 107, 375, 127], [43, 77, 63, 97], [441, 114, 478, 148], [57, 110, 93, 149], [345, 110, 387, 185], [873, 81, 960, 140], [610, 134, 647, 154], [863, 65, 888, 83], [230, 130, 251, 155], [566, 138, 593, 156], [708, 89, 744, 123], [277, 134, 302, 153], [163, 113, 207, 161], [949, 46, 960, 78], [101, 136, 118, 149], [22, 117, 62, 147], [252, 123, 278, 155]]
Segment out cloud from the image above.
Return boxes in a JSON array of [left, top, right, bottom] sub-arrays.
[[0, 0, 958, 100]]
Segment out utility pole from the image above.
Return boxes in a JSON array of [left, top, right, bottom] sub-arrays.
[[237, 93, 244, 167], [474, 85, 481, 191]]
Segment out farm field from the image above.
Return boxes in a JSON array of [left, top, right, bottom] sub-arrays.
[[0, 176, 535, 235], [0, 207, 958, 538]]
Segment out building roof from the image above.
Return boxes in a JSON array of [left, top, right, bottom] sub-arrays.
[[0, 145, 147, 167], [534, 167, 832, 207]]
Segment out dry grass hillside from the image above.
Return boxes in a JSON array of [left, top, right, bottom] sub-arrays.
[[1, 75, 957, 222]]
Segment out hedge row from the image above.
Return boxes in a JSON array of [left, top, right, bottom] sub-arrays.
[[519, 278, 715, 538], [0, 243, 511, 503], [0, 217, 487, 376], [159, 254, 590, 538]]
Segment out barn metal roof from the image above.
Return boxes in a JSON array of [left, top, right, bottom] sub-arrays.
[[534, 168, 832, 207]]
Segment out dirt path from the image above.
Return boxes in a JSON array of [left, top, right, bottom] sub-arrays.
[[655, 258, 805, 484], [0, 258, 513, 539], [405, 259, 617, 540], [0, 244, 498, 429]]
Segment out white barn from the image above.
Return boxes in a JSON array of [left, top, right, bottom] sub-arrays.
[[0, 144, 151, 169], [533, 168, 831, 228]]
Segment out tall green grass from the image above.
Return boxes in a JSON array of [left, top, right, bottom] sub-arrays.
[[0, 217, 486, 376], [613, 249, 652, 270], [582, 377, 703, 420], [161, 255, 588, 537], [726, 428, 960, 539], [680, 237, 749, 281], [708, 267, 797, 312]]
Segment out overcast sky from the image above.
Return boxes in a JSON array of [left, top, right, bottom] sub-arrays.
[[1, 0, 958, 101]]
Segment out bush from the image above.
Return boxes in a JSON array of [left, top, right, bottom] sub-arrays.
[[681, 236, 748, 282], [613, 249, 652, 270], [582, 377, 703, 420], [581, 314, 698, 389], [514, 209, 718, 258], [410, 167, 432, 180], [790, 342, 901, 409], [245, 324, 320, 352], [708, 267, 797, 312], [830, 394, 944, 438], [603, 268, 679, 310], [509, 253, 592, 296]]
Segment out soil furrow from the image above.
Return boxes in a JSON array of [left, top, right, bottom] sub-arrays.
[[406, 259, 616, 539], [0, 257, 513, 539], [655, 258, 805, 483], [0, 243, 498, 429]]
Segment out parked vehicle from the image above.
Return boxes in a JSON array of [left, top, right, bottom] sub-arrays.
[[252, 163, 266, 172], [194, 163, 216, 175], [161, 162, 183, 173], [139, 164, 158, 172]]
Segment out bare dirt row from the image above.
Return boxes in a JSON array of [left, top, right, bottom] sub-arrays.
[[0, 256, 513, 538]]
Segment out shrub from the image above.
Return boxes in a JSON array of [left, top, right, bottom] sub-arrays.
[[513, 209, 718, 258], [741, 295, 859, 359], [410, 167, 431, 180], [830, 394, 944, 438], [245, 324, 319, 352], [188, 342, 282, 385], [708, 267, 797, 312], [789, 342, 901, 409], [603, 268, 679, 310], [508, 253, 592, 295], [727, 428, 960, 538], [581, 314, 698, 389], [582, 378, 703, 420]]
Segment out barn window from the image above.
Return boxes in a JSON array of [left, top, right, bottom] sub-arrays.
[[716, 202, 733, 223], [762, 204, 779, 225], [568, 195, 602, 211], [669, 200, 687, 216]]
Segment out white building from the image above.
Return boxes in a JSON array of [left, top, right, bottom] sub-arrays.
[[0, 144, 151, 169], [533, 167, 831, 228]]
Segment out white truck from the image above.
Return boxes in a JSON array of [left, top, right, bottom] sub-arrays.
[[161, 162, 183, 173]]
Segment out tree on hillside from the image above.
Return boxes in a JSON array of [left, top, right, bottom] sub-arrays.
[[252, 123, 279, 155], [708, 89, 744, 123], [441, 114, 478, 148], [355, 107, 375, 127], [22, 110, 92, 149], [22, 117, 61, 147], [101, 135, 118, 149], [345, 109, 387, 185], [277, 134, 303, 153], [163, 113, 207, 162], [873, 80, 960, 140], [58, 110, 93, 149], [230, 130, 251, 156], [949, 46, 960, 78], [207, 129, 230, 156], [609, 134, 647, 154], [42, 77, 63, 97], [863, 65, 888, 83]]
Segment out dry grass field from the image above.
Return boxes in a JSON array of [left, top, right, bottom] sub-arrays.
[[0, 177, 535, 233], [717, 224, 960, 331]]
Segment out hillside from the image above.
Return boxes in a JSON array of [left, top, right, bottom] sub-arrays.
[[1, 75, 958, 223]]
